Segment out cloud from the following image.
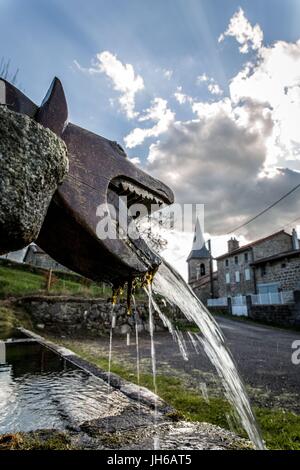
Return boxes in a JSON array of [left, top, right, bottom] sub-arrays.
[[192, 97, 233, 119], [196, 74, 224, 96], [219, 7, 263, 54], [197, 73, 209, 83], [174, 86, 192, 105], [128, 156, 141, 166], [124, 97, 175, 148], [230, 39, 300, 166], [74, 51, 144, 119], [147, 98, 300, 240], [163, 69, 173, 80], [208, 82, 223, 96]]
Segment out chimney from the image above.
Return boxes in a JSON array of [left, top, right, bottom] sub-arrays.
[[228, 237, 239, 253], [292, 228, 299, 250]]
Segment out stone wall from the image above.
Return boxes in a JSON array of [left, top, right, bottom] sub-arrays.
[[249, 304, 300, 328], [14, 295, 182, 336], [208, 291, 300, 328], [207, 306, 229, 316], [188, 258, 210, 283], [217, 249, 255, 298], [255, 256, 300, 292], [190, 275, 219, 304]]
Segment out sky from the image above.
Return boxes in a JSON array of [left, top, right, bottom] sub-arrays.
[[2, 0, 300, 277]]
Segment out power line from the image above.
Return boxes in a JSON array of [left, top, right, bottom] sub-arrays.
[[226, 182, 300, 235], [279, 215, 300, 231]]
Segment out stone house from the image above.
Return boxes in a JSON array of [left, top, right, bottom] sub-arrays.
[[187, 220, 218, 303], [215, 229, 300, 298]]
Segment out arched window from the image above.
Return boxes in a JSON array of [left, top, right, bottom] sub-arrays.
[[200, 263, 206, 276]]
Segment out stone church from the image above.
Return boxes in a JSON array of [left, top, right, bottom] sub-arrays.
[[187, 220, 218, 303]]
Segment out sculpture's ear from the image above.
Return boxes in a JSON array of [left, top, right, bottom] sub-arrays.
[[36, 77, 68, 136], [0, 78, 38, 117]]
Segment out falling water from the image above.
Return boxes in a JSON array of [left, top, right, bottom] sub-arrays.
[[107, 304, 116, 396], [151, 260, 264, 450], [132, 296, 141, 413], [187, 331, 200, 354], [146, 284, 160, 450], [149, 294, 189, 362]]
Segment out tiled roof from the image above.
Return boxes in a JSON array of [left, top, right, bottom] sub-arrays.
[[186, 245, 210, 261], [215, 230, 292, 260]]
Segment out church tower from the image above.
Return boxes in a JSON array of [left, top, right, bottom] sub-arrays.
[[187, 219, 211, 284]]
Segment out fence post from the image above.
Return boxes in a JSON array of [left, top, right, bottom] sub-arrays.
[[47, 268, 52, 292], [246, 294, 252, 318], [227, 297, 232, 315]]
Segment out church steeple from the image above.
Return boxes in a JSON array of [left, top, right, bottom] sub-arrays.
[[187, 219, 210, 262], [187, 219, 211, 284]]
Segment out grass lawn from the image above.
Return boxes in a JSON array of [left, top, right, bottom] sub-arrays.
[[0, 263, 147, 300], [57, 338, 300, 451], [0, 265, 110, 298]]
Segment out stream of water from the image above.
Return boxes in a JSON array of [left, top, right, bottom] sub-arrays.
[[147, 284, 160, 450], [107, 304, 116, 395], [150, 259, 264, 450], [132, 296, 141, 414]]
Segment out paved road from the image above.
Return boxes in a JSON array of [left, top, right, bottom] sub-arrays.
[[214, 317, 300, 402], [104, 316, 300, 412]]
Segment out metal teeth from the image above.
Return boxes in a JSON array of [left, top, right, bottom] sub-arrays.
[[120, 181, 164, 209]]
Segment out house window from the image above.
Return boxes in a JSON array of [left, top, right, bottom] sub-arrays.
[[234, 256, 238, 265], [226, 273, 230, 284], [244, 252, 248, 263], [225, 259, 229, 267], [281, 263, 286, 269], [235, 271, 240, 283], [261, 265, 266, 276], [200, 263, 206, 276], [245, 268, 251, 281]]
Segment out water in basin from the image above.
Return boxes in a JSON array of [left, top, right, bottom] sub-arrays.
[[0, 341, 126, 434]]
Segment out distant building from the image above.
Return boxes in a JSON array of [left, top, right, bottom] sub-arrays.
[[1, 243, 70, 272], [187, 221, 300, 318], [215, 229, 300, 298], [187, 220, 218, 303]]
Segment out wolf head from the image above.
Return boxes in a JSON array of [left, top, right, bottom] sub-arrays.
[[0, 77, 174, 285]]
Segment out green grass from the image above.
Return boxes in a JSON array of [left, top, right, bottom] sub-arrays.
[[58, 339, 300, 450], [0, 431, 74, 450], [0, 305, 32, 331], [0, 265, 110, 298], [0, 264, 148, 301]]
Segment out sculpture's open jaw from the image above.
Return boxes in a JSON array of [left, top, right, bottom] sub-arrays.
[[106, 176, 174, 277], [109, 177, 169, 212]]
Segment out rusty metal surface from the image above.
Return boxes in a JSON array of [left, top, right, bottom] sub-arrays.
[[1, 77, 174, 284]]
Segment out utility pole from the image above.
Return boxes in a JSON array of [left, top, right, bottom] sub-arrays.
[[208, 239, 214, 298]]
